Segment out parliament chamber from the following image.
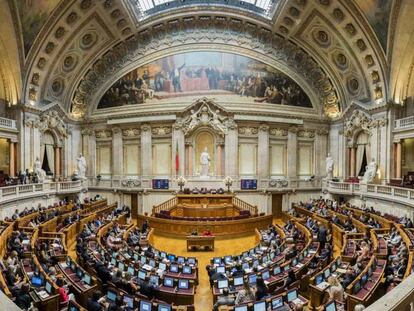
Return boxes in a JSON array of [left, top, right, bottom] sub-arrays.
[[1, 0, 414, 310]]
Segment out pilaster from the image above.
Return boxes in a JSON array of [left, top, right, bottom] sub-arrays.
[[258, 124, 269, 179], [141, 124, 152, 177]]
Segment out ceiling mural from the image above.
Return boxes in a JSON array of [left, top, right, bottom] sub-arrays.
[[15, 0, 61, 56], [354, 0, 393, 51], [97, 51, 312, 110]]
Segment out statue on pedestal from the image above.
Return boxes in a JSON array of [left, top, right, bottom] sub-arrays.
[[33, 157, 46, 182], [362, 158, 377, 184], [76, 154, 87, 180], [326, 153, 334, 180], [200, 147, 210, 177]]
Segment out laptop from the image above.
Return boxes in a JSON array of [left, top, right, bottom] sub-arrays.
[[253, 301, 266, 311], [287, 289, 302, 305], [325, 301, 337, 311], [178, 279, 189, 290], [139, 300, 152, 311], [158, 304, 171, 311]]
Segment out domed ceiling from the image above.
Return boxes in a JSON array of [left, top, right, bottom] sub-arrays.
[[7, 0, 397, 120]]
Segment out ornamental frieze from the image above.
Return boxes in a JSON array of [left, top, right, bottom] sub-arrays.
[[297, 129, 316, 138], [269, 128, 288, 137], [122, 128, 141, 137], [238, 127, 259, 136]]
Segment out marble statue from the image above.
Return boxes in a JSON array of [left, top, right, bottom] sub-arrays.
[[362, 158, 377, 184], [200, 147, 210, 177], [326, 153, 334, 180], [76, 154, 87, 180], [33, 157, 46, 181], [187, 110, 198, 133]]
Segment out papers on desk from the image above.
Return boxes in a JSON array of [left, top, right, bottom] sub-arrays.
[[60, 262, 67, 268], [295, 263, 304, 268], [336, 268, 347, 274], [22, 240, 30, 245], [244, 268, 252, 274], [316, 281, 330, 290], [308, 250, 317, 254], [292, 298, 303, 305], [142, 264, 152, 271], [37, 290, 49, 299]]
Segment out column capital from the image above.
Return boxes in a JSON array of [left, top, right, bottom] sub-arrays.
[[259, 124, 269, 132], [288, 125, 298, 134], [140, 124, 151, 132]]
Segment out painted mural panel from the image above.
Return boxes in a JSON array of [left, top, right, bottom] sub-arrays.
[[97, 51, 312, 109], [15, 0, 60, 56], [354, 0, 393, 51]]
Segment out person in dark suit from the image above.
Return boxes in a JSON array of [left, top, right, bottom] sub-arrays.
[[255, 277, 267, 300], [139, 280, 158, 299], [95, 261, 111, 284], [317, 224, 327, 249], [87, 290, 104, 311], [141, 220, 149, 234], [231, 264, 244, 278], [14, 283, 32, 310]]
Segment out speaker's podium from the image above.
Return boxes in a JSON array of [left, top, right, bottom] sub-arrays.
[[186, 234, 215, 251]]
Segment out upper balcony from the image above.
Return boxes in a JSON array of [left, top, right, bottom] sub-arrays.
[[0, 117, 17, 131], [394, 115, 414, 132]]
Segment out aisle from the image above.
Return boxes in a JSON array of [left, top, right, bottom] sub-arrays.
[[150, 233, 258, 310]]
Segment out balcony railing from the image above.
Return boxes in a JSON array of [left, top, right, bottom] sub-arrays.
[[324, 181, 414, 205], [394, 115, 414, 130], [0, 181, 84, 204], [0, 117, 17, 131]]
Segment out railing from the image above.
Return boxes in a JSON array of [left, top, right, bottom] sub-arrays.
[[0, 117, 17, 130], [0, 181, 83, 203], [232, 196, 258, 215], [324, 181, 414, 205], [152, 197, 178, 215], [394, 115, 414, 130]]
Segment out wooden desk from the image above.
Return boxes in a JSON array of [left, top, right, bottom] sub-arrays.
[[186, 235, 215, 251]]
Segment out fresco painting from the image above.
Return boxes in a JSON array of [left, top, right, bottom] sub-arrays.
[[354, 0, 393, 51], [16, 0, 60, 56], [98, 51, 312, 109]]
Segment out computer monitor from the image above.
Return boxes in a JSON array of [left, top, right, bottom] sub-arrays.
[[170, 264, 179, 273], [66, 257, 71, 267], [110, 258, 116, 266], [140, 256, 147, 265], [158, 304, 171, 311], [273, 266, 281, 275], [292, 258, 298, 266], [315, 274, 323, 285], [177, 256, 185, 264], [261, 270, 270, 280], [325, 301, 337, 311], [249, 249, 255, 256], [224, 256, 232, 263], [253, 301, 266, 311], [284, 264, 290, 272], [123, 295, 134, 309], [31, 276, 43, 287], [253, 260, 259, 268], [234, 276, 244, 286], [361, 274, 368, 286], [149, 259, 156, 268], [216, 266, 225, 274], [118, 261, 125, 271], [248, 274, 257, 284], [213, 257, 221, 265], [271, 297, 284, 310], [178, 279, 189, 290], [331, 263, 337, 272], [242, 252, 248, 258], [164, 277, 174, 287], [139, 300, 152, 311], [218, 279, 228, 289], [336, 257, 342, 266], [82, 274, 91, 285], [71, 262, 76, 271], [368, 266, 373, 276], [182, 266, 192, 274], [160, 252, 166, 258], [242, 262, 249, 270], [234, 306, 248, 311], [168, 254, 176, 262], [188, 257, 196, 265], [138, 270, 146, 280], [323, 269, 331, 279], [45, 281, 52, 294], [304, 250, 308, 257], [270, 252, 275, 260], [158, 262, 167, 271], [106, 290, 117, 302], [150, 275, 159, 286], [68, 302, 80, 311], [127, 266, 135, 276], [298, 254, 304, 261], [287, 289, 298, 302], [133, 254, 139, 261]]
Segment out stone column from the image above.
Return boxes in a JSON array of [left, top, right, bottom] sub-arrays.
[[216, 143, 223, 177], [112, 127, 123, 178], [224, 120, 238, 178], [54, 144, 61, 178], [187, 143, 193, 176], [258, 124, 269, 179], [287, 126, 298, 179], [350, 146, 356, 177], [396, 140, 402, 179], [140, 124, 152, 178], [9, 140, 17, 177], [172, 122, 185, 176], [82, 129, 96, 177], [315, 129, 329, 178]]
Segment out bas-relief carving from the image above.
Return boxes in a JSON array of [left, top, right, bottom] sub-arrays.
[[34, 110, 67, 138], [269, 128, 288, 137], [297, 129, 315, 138], [151, 126, 172, 136], [95, 129, 112, 138], [343, 109, 387, 138], [238, 127, 259, 136], [269, 179, 288, 188], [71, 18, 340, 119], [122, 128, 141, 137]]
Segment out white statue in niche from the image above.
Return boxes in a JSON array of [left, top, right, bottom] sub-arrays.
[[325, 153, 334, 180], [33, 157, 46, 182], [200, 147, 210, 177], [362, 158, 377, 184], [76, 154, 87, 180]]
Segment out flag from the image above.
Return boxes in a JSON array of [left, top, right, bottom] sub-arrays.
[[175, 141, 179, 174]]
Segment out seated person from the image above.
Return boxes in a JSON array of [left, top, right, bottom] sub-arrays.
[[213, 288, 234, 311]]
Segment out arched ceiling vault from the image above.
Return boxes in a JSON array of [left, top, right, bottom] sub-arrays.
[[15, 0, 389, 120]]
